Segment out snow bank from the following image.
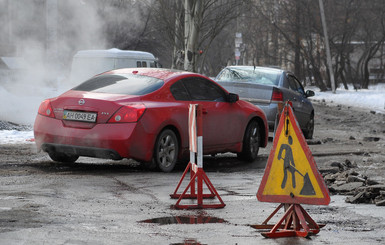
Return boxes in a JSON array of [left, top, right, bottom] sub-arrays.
[[309, 84, 385, 114], [0, 130, 34, 144]]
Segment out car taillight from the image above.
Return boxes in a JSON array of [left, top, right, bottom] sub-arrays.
[[38, 99, 55, 118], [271, 87, 283, 102], [108, 104, 146, 123]]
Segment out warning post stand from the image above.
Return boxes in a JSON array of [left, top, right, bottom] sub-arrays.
[[253, 102, 330, 238], [170, 104, 225, 209]]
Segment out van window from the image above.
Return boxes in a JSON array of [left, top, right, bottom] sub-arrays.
[[150, 62, 156, 68], [142, 61, 147, 67], [137, 61, 142, 67]]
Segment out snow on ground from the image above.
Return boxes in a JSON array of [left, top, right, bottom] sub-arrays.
[[0, 130, 34, 144], [0, 84, 384, 145], [309, 83, 385, 114]]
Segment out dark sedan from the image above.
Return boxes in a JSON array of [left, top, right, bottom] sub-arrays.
[[215, 66, 315, 139]]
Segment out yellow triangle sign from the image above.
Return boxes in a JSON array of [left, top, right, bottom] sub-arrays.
[[257, 104, 330, 205]]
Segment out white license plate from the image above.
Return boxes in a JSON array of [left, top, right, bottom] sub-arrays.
[[63, 110, 97, 122]]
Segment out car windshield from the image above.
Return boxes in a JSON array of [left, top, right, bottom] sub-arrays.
[[72, 74, 164, 95], [217, 67, 281, 85]]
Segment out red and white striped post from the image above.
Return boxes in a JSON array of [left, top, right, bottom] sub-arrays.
[[170, 104, 225, 209]]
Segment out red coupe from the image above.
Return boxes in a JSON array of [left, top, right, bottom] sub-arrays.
[[34, 68, 268, 172]]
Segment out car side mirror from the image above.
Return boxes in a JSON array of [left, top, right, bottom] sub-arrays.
[[228, 93, 239, 103], [306, 90, 315, 98]]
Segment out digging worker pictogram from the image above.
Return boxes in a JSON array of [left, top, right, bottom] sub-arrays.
[[278, 135, 296, 189]]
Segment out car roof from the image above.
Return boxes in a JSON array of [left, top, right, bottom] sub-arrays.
[[105, 68, 201, 81]]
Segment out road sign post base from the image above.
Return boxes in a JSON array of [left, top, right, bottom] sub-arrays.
[[170, 162, 225, 209], [251, 203, 323, 238]]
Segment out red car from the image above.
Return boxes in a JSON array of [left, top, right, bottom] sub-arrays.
[[34, 68, 268, 172]]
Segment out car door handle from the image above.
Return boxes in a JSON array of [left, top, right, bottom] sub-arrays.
[[202, 108, 208, 114]]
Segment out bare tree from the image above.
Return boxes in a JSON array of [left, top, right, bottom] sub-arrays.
[[327, 0, 361, 89], [150, 0, 245, 73], [354, 0, 385, 88], [183, 0, 203, 71], [249, 0, 329, 90]]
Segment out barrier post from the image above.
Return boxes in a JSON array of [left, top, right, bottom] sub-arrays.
[[170, 104, 225, 209]]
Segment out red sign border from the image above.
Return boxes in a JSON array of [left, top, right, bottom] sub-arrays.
[[257, 105, 330, 205]]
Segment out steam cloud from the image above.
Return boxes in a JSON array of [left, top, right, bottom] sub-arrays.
[[0, 0, 107, 125]]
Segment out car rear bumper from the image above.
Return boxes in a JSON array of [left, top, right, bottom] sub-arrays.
[[42, 143, 122, 160], [34, 115, 155, 162], [248, 102, 279, 131]]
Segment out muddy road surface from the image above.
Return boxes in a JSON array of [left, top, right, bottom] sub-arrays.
[[0, 102, 384, 244]]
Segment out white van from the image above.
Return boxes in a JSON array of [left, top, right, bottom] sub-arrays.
[[70, 48, 158, 83]]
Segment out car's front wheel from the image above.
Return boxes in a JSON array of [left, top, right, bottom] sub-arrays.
[[48, 151, 79, 163], [303, 114, 314, 139], [237, 120, 260, 162], [152, 129, 179, 172]]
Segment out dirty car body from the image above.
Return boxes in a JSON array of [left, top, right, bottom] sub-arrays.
[[34, 68, 268, 172], [215, 66, 315, 139]]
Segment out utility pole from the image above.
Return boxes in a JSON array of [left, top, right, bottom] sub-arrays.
[[318, 0, 336, 93]]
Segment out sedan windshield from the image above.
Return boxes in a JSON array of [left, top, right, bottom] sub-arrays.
[[72, 74, 164, 95], [217, 67, 281, 86]]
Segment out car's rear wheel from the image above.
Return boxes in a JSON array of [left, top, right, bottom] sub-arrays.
[[48, 151, 79, 163], [237, 120, 260, 162], [303, 114, 314, 139], [152, 129, 179, 172]]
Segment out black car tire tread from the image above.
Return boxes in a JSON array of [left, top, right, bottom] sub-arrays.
[[153, 129, 179, 173], [303, 115, 314, 139], [237, 120, 260, 162], [48, 152, 79, 163]]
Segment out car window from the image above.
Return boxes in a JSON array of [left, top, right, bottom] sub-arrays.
[[181, 77, 227, 102], [72, 74, 164, 95], [293, 76, 305, 95], [217, 67, 280, 85], [216, 69, 242, 81], [288, 75, 305, 95], [170, 80, 190, 101]]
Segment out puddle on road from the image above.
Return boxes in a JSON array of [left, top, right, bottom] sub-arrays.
[[170, 239, 206, 245], [139, 215, 228, 225]]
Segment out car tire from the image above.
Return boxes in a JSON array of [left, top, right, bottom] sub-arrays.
[[237, 120, 260, 162], [48, 151, 79, 163], [153, 129, 179, 173], [303, 115, 314, 139]]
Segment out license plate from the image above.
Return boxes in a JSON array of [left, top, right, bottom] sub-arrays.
[[63, 110, 97, 122]]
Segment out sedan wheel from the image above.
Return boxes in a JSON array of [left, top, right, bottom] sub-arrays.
[[237, 120, 260, 162], [303, 116, 314, 139], [48, 152, 79, 163], [153, 129, 179, 172]]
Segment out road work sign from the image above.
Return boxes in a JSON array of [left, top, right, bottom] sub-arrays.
[[257, 104, 330, 205]]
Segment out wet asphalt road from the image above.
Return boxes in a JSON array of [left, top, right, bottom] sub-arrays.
[[0, 102, 385, 244]]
